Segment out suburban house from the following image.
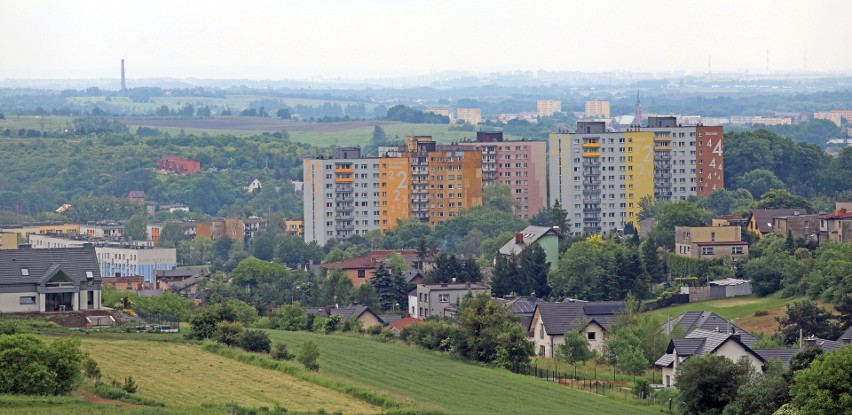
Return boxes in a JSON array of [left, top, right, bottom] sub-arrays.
[[498, 225, 560, 271], [243, 177, 262, 193], [495, 295, 542, 336], [771, 212, 820, 243], [746, 209, 807, 238], [128, 190, 146, 203], [306, 304, 383, 329], [322, 249, 426, 287], [156, 268, 208, 298], [387, 316, 424, 336], [674, 225, 748, 259], [818, 207, 852, 243], [0, 245, 102, 313], [529, 300, 625, 357], [655, 329, 764, 387], [408, 282, 490, 319], [157, 155, 200, 175], [285, 219, 304, 237]]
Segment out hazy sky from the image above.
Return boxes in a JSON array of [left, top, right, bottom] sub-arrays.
[[3, 0, 851, 80]]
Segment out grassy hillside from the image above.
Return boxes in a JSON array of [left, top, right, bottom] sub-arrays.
[[646, 294, 803, 334], [264, 330, 658, 415], [80, 338, 381, 414]]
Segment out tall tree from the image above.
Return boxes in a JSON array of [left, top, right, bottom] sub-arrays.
[[790, 346, 852, 415], [158, 222, 187, 248], [483, 183, 520, 212], [124, 213, 147, 241], [490, 254, 519, 298], [776, 300, 843, 345], [518, 243, 550, 297], [370, 263, 396, 311], [676, 354, 753, 415]]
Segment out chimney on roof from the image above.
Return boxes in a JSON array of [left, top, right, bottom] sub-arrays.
[[794, 210, 800, 216], [452, 277, 457, 283], [552, 226, 561, 236], [515, 232, 523, 244], [805, 336, 817, 347]]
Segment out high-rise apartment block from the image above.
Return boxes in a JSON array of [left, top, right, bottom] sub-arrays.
[[457, 131, 548, 218], [456, 107, 482, 125], [303, 138, 484, 245], [584, 100, 611, 119], [549, 117, 723, 235], [537, 100, 562, 117]]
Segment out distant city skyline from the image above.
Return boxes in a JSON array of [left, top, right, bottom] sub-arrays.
[[3, 0, 851, 81]]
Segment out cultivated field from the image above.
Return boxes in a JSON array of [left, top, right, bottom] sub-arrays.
[[80, 338, 381, 414], [264, 330, 658, 415], [647, 294, 804, 334]]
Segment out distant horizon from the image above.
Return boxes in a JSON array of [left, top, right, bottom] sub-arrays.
[[4, 0, 852, 81]]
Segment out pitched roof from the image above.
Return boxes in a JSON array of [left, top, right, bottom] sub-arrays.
[[156, 269, 207, 279], [750, 209, 807, 234], [378, 314, 402, 325], [306, 304, 378, 322], [663, 311, 757, 346], [0, 246, 101, 286], [754, 348, 800, 369], [243, 177, 259, 186], [534, 301, 625, 335], [838, 327, 852, 344], [321, 249, 421, 270], [387, 317, 424, 332], [499, 226, 558, 256], [658, 329, 763, 368], [671, 338, 707, 356]]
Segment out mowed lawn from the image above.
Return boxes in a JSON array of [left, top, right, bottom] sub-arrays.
[[265, 330, 658, 415], [81, 338, 381, 414], [647, 294, 803, 334]]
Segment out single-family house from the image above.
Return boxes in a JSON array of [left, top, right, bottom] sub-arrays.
[[306, 304, 383, 329], [0, 245, 102, 313], [498, 226, 560, 271], [662, 311, 759, 345], [675, 225, 748, 259], [128, 191, 146, 203], [408, 282, 490, 319], [243, 177, 262, 193], [655, 329, 765, 387], [747, 209, 807, 238], [322, 249, 426, 287], [387, 316, 424, 336], [818, 207, 852, 243], [529, 300, 625, 357]]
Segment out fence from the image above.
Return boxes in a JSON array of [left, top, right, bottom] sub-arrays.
[[510, 361, 678, 412]]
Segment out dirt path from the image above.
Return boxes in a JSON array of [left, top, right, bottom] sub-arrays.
[[79, 390, 141, 409]]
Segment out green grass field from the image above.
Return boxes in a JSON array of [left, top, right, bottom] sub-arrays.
[[647, 294, 803, 334], [263, 330, 658, 414], [80, 338, 381, 414]]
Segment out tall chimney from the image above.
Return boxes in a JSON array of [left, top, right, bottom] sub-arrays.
[[121, 59, 126, 91]]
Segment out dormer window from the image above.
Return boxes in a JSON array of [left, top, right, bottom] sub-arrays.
[[20, 268, 29, 276]]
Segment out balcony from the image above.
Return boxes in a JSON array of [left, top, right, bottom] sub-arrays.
[[582, 159, 601, 167], [335, 186, 353, 193], [335, 177, 354, 183], [583, 189, 601, 196], [335, 205, 354, 213], [336, 214, 353, 221], [654, 145, 673, 151], [582, 208, 601, 213], [585, 226, 602, 233], [583, 170, 600, 177], [334, 197, 352, 203], [582, 152, 601, 158], [334, 168, 354, 174], [335, 224, 354, 231], [583, 198, 601, 204], [583, 179, 601, 186], [582, 142, 601, 148]]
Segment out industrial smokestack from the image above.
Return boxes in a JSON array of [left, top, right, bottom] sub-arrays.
[[121, 59, 126, 91]]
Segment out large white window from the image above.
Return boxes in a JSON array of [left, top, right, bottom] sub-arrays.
[[438, 294, 449, 303]]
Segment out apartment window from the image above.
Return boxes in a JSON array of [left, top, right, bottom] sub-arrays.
[[439, 294, 449, 303]]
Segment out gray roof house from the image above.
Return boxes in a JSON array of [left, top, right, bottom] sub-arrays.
[[0, 246, 102, 313], [529, 300, 625, 357], [306, 304, 383, 329], [655, 328, 765, 387], [662, 311, 758, 345]]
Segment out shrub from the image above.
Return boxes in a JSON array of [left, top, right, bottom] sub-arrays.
[[633, 379, 651, 399], [213, 321, 245, 346], [122, 376, 138, 394], [0, 334, 85, 395], [0, 320, 19, 335], [297, 340, 320, 371], [271, 343, 294, 361], [239, 330, 271, 353], [274, 302, 308, 331], [366, 325, 383, 336], [82, 355, 101, 380]]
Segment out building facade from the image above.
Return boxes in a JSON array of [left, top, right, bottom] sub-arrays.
[[456, 107, 482, 125], [408, 282, 489, 319], [549, 118, 724, 235], [537, 100, 562, 117], [584, 100, 611, 119], [157, 155, 200, 175], [457, 132, 547, 218], [674, 225, 748, 259]]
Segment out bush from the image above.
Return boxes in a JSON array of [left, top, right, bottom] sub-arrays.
[[213, 321, 245, 346], [366, 325, 383, 336], [82, 355, 101, 380], [0, 334, 84, 395], [271, 343, 294, 361], [633, 379, 651, 399], [239, 330, 271, 353], [297, 340, 320, 371], [122, 376, 138, 394]]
